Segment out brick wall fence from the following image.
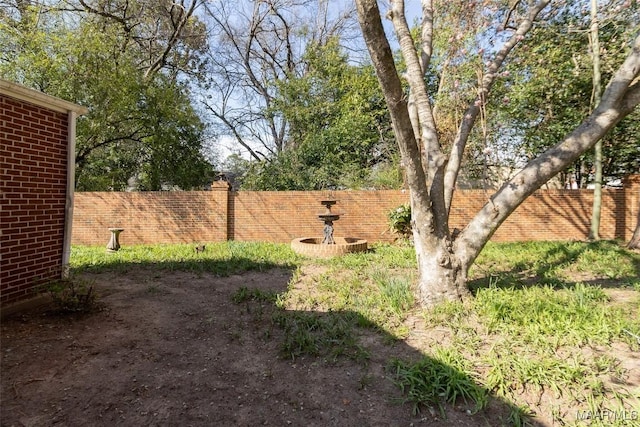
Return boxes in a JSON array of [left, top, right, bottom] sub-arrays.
[[72, 176, 640, 247]]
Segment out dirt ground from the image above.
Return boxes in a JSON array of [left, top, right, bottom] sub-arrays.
[[1, 265, 516, 427], [1, 265, 636, 426]]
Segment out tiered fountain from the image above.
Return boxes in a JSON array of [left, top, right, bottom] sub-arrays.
[[291, 198, 367, 258]]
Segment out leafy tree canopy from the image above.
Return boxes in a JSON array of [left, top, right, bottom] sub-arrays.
[[481, 2, 640, 186], [0, 1, 214, 190], [242, 38, 399, 190]]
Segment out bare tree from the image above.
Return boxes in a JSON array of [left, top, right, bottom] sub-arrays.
[[60, 0, 207, 80], [355, 0, 640, 306], [201, 0, 359, 160]]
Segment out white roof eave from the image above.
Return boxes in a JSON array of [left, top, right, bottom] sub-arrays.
[[0, 79, 88, 115]]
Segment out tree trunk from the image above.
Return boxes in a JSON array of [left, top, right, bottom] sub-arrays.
[[356, 0, 640, 307], [590, 140, 603, 240], [629, 201, 640, 250], [589, 0, 603, 241], [413, 233, 470, 305]]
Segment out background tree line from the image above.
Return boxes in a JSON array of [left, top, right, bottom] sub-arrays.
[[1, 0, 214, 190], [0, 0, 638, 193]]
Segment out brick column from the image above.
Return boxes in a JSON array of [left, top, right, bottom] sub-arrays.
[[623, 175, 640, 242], [211, 180, 231, 241]]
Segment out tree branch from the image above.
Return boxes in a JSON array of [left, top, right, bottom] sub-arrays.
[[502, 0, 523, 31], [76, 131, 152, 167], [203, 103, 264, 162], [389, 0, 441, 175], [444, 0, 551, 214], [456, 34, 640, 268], [144, 0, 200, 79], [420, 0, 434, 72], [356, 0, 435, 236], [389, 0, 450, 235]]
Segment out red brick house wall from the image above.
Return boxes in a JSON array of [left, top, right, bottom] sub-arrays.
[[71, 179, 639, 246], [1, 80, 86, 309]]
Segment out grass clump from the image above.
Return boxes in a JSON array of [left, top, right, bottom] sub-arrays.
[[272, 310, 370, 363], [376, 274, 415, 316], [231, 286, 279, 304], [390, 347, 488, 416], [482, 344, 588, 397], [43, 276, 101, 314]]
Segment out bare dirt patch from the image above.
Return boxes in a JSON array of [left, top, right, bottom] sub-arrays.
[[2, 267, 509, 426]]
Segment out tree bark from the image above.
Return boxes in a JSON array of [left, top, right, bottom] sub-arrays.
[[355, 0, 467, 304], [589, 0, 603, 241], [355, 0, 640, 306], [413, 220, 469, 306]]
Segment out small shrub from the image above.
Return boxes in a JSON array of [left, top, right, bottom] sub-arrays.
[[44, 277, 101, 313], [388, 204, 412, 240]]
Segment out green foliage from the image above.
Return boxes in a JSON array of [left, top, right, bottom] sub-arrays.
[[486, 5, 640, 185], [242, 38, 398, 190], [389, 347, 488, 416], [133, 77, 215, 190], [387, 204, 412, 239], [0, 3, 214, 191]]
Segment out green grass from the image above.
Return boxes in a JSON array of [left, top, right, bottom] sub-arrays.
[[474, 282, 633, 347], [231, 286, 279, 304], [70, 240, 640, 424], [390, 347, 489, 416], [412, 241, 640, 423], [271, 310, 371, 362], [279, 264, 417, 338], [470, 240, 640, 288], [71, 241, 300, 275]]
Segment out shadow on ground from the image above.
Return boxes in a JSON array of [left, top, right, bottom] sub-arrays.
[[2, 256, 545, 426], [468, 240, 640, 291]]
